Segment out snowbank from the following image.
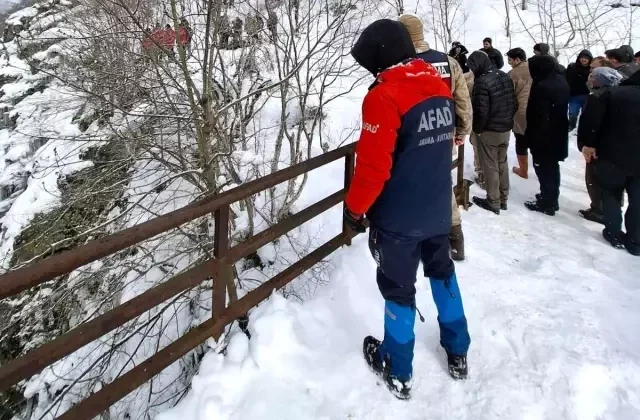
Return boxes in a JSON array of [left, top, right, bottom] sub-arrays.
[[159, 142, 640, 420]]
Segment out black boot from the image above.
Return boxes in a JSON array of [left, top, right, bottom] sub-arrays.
[[578, 208, 605, 225], [449, 224, 465, 261], [472, 196, 500, 215], [363, 336, 411, 400], [446, 352, 468, 380], [525, 199, 557, 216], [535, 194, 559, 211], [602, 228, 626, 250], [626, 239, 640, 256]]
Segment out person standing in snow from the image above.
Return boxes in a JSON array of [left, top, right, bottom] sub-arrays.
[[448, 41, 469, 73], [480, 37, 504, 70], [576, 70, 640, 255], [524, 55, 570, 216], [506, 48, 532, 179], [605, 47, 640, 80], [344, 19, 471, 399], [565, 49, 592, 131], [467, 51, 517, 214], [577, 67, 623, 226], [398, 14, 472, 262], [533, 42, 566, 75]]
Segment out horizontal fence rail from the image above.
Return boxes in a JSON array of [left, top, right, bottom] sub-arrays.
[[0, 142, 466, 419], [0, 144, 356, 300]]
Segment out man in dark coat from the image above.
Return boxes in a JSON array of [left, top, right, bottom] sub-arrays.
[[345, 19, 471, 400], [533, 42, 566, 75], [467, 51, 517, 214], [524, 55, 570, 215], [565, 49, 592, 131], [576, 70, 640, 255], [480, 37, 504, 69], [577, 67, 623, 225], [448, 41, 469, 73]]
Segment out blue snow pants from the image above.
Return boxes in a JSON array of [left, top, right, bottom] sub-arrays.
[[569, 95, 588, 118], [368, 227, 471, 381]]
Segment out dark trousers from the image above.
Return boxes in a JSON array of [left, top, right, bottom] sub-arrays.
[[533, 159, 561, 206], [368, 227, 470, 380], [596, 160, 640, 245], [585, 162, 603, 214], [514, 133, 528, 156]]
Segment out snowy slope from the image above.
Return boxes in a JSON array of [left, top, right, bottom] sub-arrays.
[[155, 0, 640, 417], [158, 139, 640, 420]]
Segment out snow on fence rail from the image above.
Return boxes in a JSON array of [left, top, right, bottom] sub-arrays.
[[0, 142, 466, 419]]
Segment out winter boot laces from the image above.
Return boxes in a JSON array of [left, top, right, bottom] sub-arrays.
[[447, 352, 468, 380], [363, 336, 412, 400]]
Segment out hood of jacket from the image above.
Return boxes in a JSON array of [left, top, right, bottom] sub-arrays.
[[351, 19, 416, 76], [398, 14, 430, 54], [528, 55, 557, 82], [620, 45, 635, 62], [450, 43, 469, 55], [376, 58, 447, 88], [467, 50, 493, 77], [576, 49, 593, 64]]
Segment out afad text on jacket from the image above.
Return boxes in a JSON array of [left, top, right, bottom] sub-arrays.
[[345, 57, 455, 238]]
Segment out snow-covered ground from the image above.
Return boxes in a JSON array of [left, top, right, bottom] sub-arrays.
[[158, 139, 640, 420]]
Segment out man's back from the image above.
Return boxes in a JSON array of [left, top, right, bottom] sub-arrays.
[[591, 79, 640, 176], [473, 68, 517, 133], [508, 61, 532, 134], [364, 60, 455, 238]]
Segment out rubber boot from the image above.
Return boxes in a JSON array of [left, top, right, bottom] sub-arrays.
[[512, 155, 528, 179], [449, 224, 465, 261]]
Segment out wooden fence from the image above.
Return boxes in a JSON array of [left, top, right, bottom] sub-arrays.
[[0, 142, 465, 418]]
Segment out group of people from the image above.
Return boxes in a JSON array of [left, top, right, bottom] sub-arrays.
[[341, 14, 640, 402], [467, 40, 639, 257], [142, 18, 192, 57]]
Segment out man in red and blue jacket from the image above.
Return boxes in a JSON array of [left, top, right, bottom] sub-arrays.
[[344, 19, 471, 400]]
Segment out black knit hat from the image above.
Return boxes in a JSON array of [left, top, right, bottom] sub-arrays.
[[351, 19, 417, 76], [506, 47, 527, 62]]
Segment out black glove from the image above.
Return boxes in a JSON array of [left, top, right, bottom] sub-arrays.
[[344, 207, 366, 233]]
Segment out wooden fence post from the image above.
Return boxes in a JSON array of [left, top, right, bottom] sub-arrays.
[[343, 150, 355, 245], [212, 205, 232, 340], [456, 143, 469, 210]]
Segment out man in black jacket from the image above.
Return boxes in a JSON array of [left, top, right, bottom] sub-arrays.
[[480, 37, 504, 70], [467, 51, 517, 214], [577, 71, 640, 255], [524, 55, 570, 216], [565, 49, 592, 130]]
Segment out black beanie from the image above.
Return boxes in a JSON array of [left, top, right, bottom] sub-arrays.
[[351, 19, 417, 76]]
